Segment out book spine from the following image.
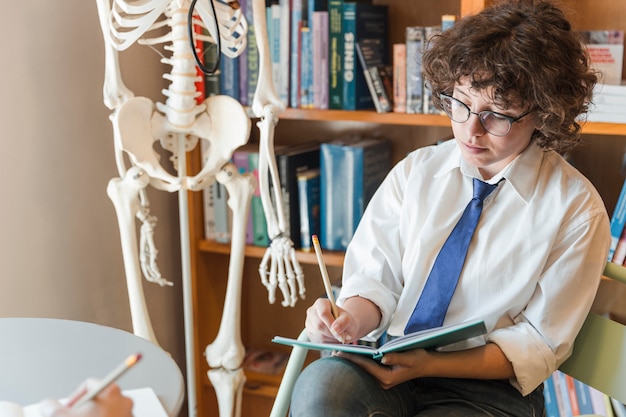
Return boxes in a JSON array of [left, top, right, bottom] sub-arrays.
[[393, 43, 407, 113], [587, 385, 608, 415], [204, 39, 221, 97], [213, 181, 231, 243], [553, 371, 573, 417], [290, 0, 303, 108], [313, 10, 329, 109], [248, 152, 269, 247], [543, 376, 560, 417], [608, 177, 626, 260], [278, 0, 291, 104], [328, 0, 344, 109], [355, 41, 382, 113], [233, 150, 254, 245], [611, 397, 626, 417], [422, 26, 441, 114], [244, 0, 259, 105], [297, 169, 321, 251], [563, 374, 580, 416], [219, 55, 240, 100], [300, 25, 314, 108], [320, 142, 348, 250], [341, 2, 357, 110], [406, 26, 424, 114], [573, 378, 594, 415]]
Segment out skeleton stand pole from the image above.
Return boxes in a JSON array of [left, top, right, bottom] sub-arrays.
[[177, 133, 197, 417]]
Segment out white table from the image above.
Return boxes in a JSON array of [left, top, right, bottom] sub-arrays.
[[0, 318, 184, 417]]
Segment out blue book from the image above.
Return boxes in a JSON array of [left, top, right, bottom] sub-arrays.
[[543, 376, 560, 417], [341, 2, 388, 110], [320, 136, 391, 250], [328, 0, 344, 109], [300, 25, 314, 108], [290, 0, 305, 108], [219, 54, 240, 100], [609, 178, 626, 260], [297, 168, 321, 251], [239, 0, 258, 105], [553, 371, 573, 417], [573, 378, 594, 415]]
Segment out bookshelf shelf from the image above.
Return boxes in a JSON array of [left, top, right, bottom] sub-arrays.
[[279, 108, 626, 136], [198, 240, 346, 268]]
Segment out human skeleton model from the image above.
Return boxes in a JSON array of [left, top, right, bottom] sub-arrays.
[[94, 1, 306, 416]]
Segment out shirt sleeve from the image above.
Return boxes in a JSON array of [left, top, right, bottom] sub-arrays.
[[487, 205, 610, 395]]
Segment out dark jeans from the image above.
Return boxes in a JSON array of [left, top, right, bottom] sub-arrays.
[[290, 357, 545, 417]]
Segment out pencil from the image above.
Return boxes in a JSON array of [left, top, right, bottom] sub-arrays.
[[66, 352, 143, 408], [312, 235, 339, 319]]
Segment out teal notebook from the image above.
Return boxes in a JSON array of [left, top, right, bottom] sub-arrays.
[[272, 319, 486, 360]]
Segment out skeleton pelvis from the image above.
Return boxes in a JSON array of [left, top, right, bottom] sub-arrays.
[[114, 95, 251, 191]]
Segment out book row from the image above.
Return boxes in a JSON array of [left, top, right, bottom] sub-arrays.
[[544, 370, 626, 417], [203, 136, 391, 252]]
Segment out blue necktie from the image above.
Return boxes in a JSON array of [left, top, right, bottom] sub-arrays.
[[404, 178, 500, 334]]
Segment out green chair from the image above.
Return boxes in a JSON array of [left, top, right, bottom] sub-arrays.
[[270, 263, 626, 416]]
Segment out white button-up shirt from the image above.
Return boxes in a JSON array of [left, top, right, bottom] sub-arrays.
[[337, 139, 610, 395]]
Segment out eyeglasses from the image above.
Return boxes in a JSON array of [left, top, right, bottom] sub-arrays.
[[439, 93, 534, 136]]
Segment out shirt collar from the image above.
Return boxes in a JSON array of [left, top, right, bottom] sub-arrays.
[[433, 139, 544, 204]]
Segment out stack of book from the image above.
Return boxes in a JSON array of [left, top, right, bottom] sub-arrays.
[[203, 136, 393, 252], [587, 83, 626, 124], [544, 370, 626, 417]]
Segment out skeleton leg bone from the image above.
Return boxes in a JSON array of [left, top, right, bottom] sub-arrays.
[[208, 368, 245, 417], [106, 167, 160, 344], [205, 163, 255, 371]]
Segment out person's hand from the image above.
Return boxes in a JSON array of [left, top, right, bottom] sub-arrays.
[[334, 348, 429, 389], [39, 379, 133, 417], [305, 298, 358, 344]]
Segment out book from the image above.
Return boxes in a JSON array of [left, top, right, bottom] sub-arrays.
[[312, 9, 329, 109], [543, 375, 560, 417], [564, 374, 581, 416], [320, 136, 391, 251], [573, 378, 594, 415], [240, 0, 258, 106], [588, 385, 609, 415], [393, 43, 407, 113], [328, 0, 344, 109], [212, 181, 231, 243], [406, 26, 425, 114], [422, 26, 441, 114], [219, 54, 240, 100], [275, 142, 321, 248], [553, 371, 573, 417], [341, 2, 389, 110], [290, 0, 304, 108], [608, 178, 626, 260], [277, 0, 291, 104], [272, 319, 486, 360], [611, 224, 626, 264], [579, 30, 624, 85], [297, 168, 321, 251], [355, 39, 393, 113], [300, 24, 314, 108]]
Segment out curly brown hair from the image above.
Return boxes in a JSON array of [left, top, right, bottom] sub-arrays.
[[422, 0, 597, 153]]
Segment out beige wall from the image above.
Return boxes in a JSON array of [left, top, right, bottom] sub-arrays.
[[0, 0, 186, 398]]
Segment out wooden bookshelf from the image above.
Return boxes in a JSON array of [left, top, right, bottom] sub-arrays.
[[187, 1, 626, 416]]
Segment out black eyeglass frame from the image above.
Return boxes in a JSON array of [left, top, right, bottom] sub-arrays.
[[439, 93, 535, 137]]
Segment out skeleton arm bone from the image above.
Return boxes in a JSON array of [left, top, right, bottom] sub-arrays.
[[249, 0, 305, 306]]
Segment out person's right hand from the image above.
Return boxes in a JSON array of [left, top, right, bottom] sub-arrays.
[[39, 380, 133, 417]]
